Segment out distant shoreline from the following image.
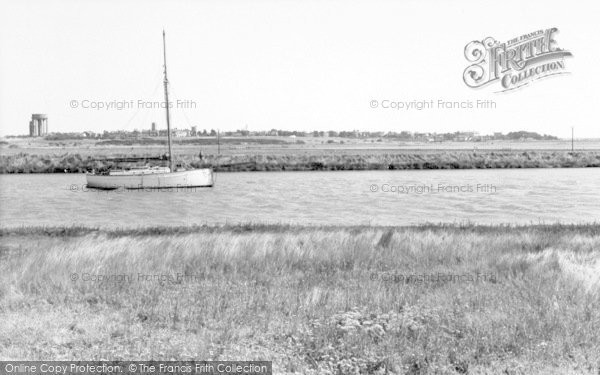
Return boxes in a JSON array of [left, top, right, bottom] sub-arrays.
[[1, 149, 599, 173]]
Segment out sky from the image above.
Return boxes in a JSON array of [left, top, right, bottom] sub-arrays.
[[0, 0, 599, 138]]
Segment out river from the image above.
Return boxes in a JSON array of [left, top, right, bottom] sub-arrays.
[[0, 168, 598, 227]]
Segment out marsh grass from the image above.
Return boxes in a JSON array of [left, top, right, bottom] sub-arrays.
[[1, 150, 599, 173], [0, 224, 599, 374]]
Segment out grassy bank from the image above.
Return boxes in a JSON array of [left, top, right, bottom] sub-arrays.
[[1, 150, 599, 173], [1, 224, 599, 374]]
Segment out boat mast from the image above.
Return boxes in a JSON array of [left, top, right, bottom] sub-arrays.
[[162, 30, 174, 172]]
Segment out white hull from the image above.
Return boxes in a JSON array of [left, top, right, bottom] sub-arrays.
[[86, 168, 214, 189]]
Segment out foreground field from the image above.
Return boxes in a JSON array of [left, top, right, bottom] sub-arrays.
[[1, 224, 599, 374]]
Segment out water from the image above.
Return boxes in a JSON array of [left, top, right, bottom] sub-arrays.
[[0, 169, 598, 227]]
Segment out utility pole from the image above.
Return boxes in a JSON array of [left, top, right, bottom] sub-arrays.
[[217, 129, 220, 155], [571, 127, 574, 152]]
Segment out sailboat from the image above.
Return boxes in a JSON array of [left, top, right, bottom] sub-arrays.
[[86, 31, 214, 189]]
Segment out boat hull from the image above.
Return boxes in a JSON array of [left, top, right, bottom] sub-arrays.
[[86, 168, 214, 189]]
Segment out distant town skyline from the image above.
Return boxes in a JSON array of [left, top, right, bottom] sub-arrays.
[[13, 123, 565, 143], [10, 109, 588, 139], [1, 0, 599, 138]]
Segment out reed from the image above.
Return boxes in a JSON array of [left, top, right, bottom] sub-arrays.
[[1, 150, 600, 173], [1, 224, 599, 374], [2, 222, 600, 237]]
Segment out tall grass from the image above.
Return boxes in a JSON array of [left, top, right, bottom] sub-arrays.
[[1, 150, 599, 173], [1, 224, 599, 374]]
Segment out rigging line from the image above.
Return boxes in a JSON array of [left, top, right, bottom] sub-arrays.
[[122, 68, 164, 130], [122, 102, 143, 130], [168, 83, 215, 171], [137, 105, 152, 131], [168, 83, 196, 129]]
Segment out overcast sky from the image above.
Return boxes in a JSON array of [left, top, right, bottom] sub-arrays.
[[1, 0, 598, 138]]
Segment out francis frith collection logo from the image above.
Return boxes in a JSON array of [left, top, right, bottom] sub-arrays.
[[463, 27, 572, 92]]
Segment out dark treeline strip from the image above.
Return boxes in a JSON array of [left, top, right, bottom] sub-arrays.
[[1, 150, 600, 173], [2, 222, 599, 238]]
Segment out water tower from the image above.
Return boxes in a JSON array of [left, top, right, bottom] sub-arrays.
[[29, 114, 48, 137]]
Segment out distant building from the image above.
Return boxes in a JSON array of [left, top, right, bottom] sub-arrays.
[[172, 128, 190, 137], [149, 122, 158, 136], [29, 114, 48, 137], [454, 131, 475, 142], [190, 126, 197, 136]]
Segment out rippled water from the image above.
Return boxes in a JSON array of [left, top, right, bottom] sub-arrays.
[[0, 168, 598, 227]]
